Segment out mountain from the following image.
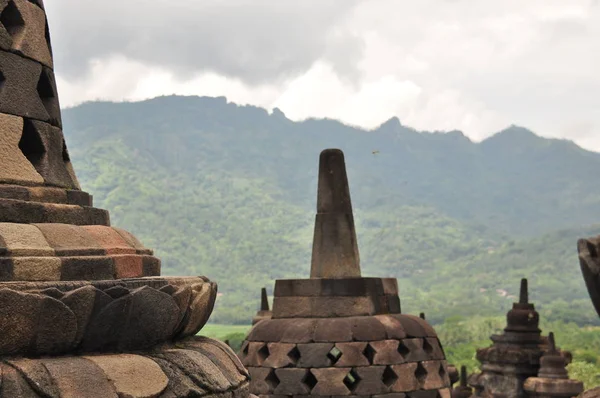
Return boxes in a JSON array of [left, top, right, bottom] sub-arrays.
[[61, 95, 600, 324]]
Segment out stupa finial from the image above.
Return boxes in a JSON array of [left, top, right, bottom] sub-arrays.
[[519, 278, 528, 304], [260, 287, 269, 311], [310, 149, 360, 278]]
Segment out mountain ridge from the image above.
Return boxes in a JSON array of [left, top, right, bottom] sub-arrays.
[[60, 94, 600, 324]]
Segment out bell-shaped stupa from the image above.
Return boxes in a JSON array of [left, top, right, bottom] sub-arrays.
[[239, 149, 452, 397], [0, 1, 250, 396]]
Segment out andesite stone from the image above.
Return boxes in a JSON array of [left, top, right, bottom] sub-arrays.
[[0, 2, 251, 396], [239, 149, 451, 397]]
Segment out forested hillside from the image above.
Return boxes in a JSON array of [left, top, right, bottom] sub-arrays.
[[61, 95, 600, 324]]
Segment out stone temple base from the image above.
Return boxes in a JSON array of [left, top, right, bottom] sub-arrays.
[[0, 337, 249, 397]]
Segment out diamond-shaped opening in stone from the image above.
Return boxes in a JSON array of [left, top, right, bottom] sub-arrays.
[[241, 341, 249, 356], [62, 140, 70, 162], [343, 369, 361, 392], [0, 1, 24, 39], [287, 345, 301, 365], [0, 70, 5, 92], [302, 369, 318, 391], [382, 365, 398, 387], [415, 362, 428, 384], [438, 363, 447, 380], [363, 343, 376, 364], [257, 343, 270, 363], [423, 338, 434, 355], [328, 346, 342, 365], [19, 119, 45, 169], [36, 68, 56, 117], [398, 341, 410, 358], [27, 0, 43, 8], [265, 369, 280, 390]]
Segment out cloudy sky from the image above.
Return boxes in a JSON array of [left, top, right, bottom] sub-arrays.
[[45, 0, 599, 151]]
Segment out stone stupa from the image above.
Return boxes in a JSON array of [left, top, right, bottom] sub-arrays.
[[469, 279, 573, 398], [0, 1, 250, 396], [239, 149, 452, 397]]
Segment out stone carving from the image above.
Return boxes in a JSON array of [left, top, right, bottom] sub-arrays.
[[469, 279, 576, 397], [239, 149, 452, 398], [451, 366, 473, 398], [0, 1, 251, 396]]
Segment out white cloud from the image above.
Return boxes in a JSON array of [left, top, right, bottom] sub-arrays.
[[48, 0, 600, 152]]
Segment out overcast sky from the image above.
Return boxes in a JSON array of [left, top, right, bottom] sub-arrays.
[[45, 0, 600, 152]]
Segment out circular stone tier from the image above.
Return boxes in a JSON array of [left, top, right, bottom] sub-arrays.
[[0, 276, 216, 356], [0, 223, 160, 281], [0, 337, 249, 398], [240, 314, 451, 397]]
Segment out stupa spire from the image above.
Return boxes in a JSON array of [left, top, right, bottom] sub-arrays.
[[519, 278, 528, 304], [260, 287, 270, 311], [310, 149, 360, 278]]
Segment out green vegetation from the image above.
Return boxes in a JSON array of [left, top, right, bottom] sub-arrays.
[[61, 95, 600, 325]]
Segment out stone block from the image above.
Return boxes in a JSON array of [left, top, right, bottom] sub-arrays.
[[82, 225, 136, 254], [0, 288, 41, 355], [243, 342, 270, 366], [159, 349, 233, 392], [0, 258, 13, 280], [370, 340, 404, 365], [0, 184, 30, 200], [263, 343, 298, 368], [313, 317, 353, 342], [273, 369, 312, 395], [247, 318, 292, 342], [419, 361, 446, 390], [248, 367, 278, 395], [85, 354, 169, 398], [0, 50, 54, 122], [297, 343, 335, 367], [0, 198, 45, 223], [66, 189, 92, 206], [424, 338, 445, 360], [398, 338, 428, 362], [5, 358, 60, 397], [273, 296, 376, 318], [310, 367, 352, 396], [0, 364, 41, 397], [180, 339, 247, 386], [113, 227, 153, 254], [143, 356, 206, 397], [34, 295, 77, 354], [60, 285, 96, 347], [353, 366, 389, 395], [0, 222, 53, 256], [395, 315, 427, 338], [28, 186, 67, 203], [390, 363, 419, 392], [437, 388, 451, 398], [43, 357, 119, 398], [180, 281, 216, 336], [0, 113, 44, 185], [13, 256, 61, 280], [35, 223, 104, 256], [280, 318, 317, 343], [59, 256, 114, 281], [112, 254, 143, 278], [335, 342, 370, 367], [2, 0, 52, 67], [142, 254, 161, 276], [351, 316, 387, 341]]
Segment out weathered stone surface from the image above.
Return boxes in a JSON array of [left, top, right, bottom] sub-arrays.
[[297, 343, 335, 368], [60, 285, 96, 347], [273, 296, 377, 318], [161, 349, 232, 392], [0, 288, 41, 354], [35, 223, 103, 256], [0, 0, 52, 67], [311, 149, 360, 278], [0, 364, 40, 397], [82, 225, 137, 254], [313, 317, 353, 342], [181, 281, 217, 336], [247, 319, 292, 342], [248, 368, 278, 395], [390, 363, 419, 392], [85, 354, 169, 398], [370, 340, 404, 365], [43, 357, 119, 398], [60, 256, 114, 281], [0, 113, 44, 185], [351, 316, 387, 341], [263, 343, 298, 368], [310, 367, 352, 395], [13, 256, 61, 280], [0, 222, 53, 255], [6, 358, 60, 398], [35, 295, 77, 354], [113, 227, 154, 255], [112, 254, 143, 278], [280, 319, 318, 343], [335, 342, 370, 367], [273, 369, 312, 395]]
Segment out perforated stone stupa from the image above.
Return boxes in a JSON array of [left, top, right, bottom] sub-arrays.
[[239, 149, 452, 398], [0, 1, 250, 396]]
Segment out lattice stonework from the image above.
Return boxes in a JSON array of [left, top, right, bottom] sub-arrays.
[[240, 315, 451, 397]]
